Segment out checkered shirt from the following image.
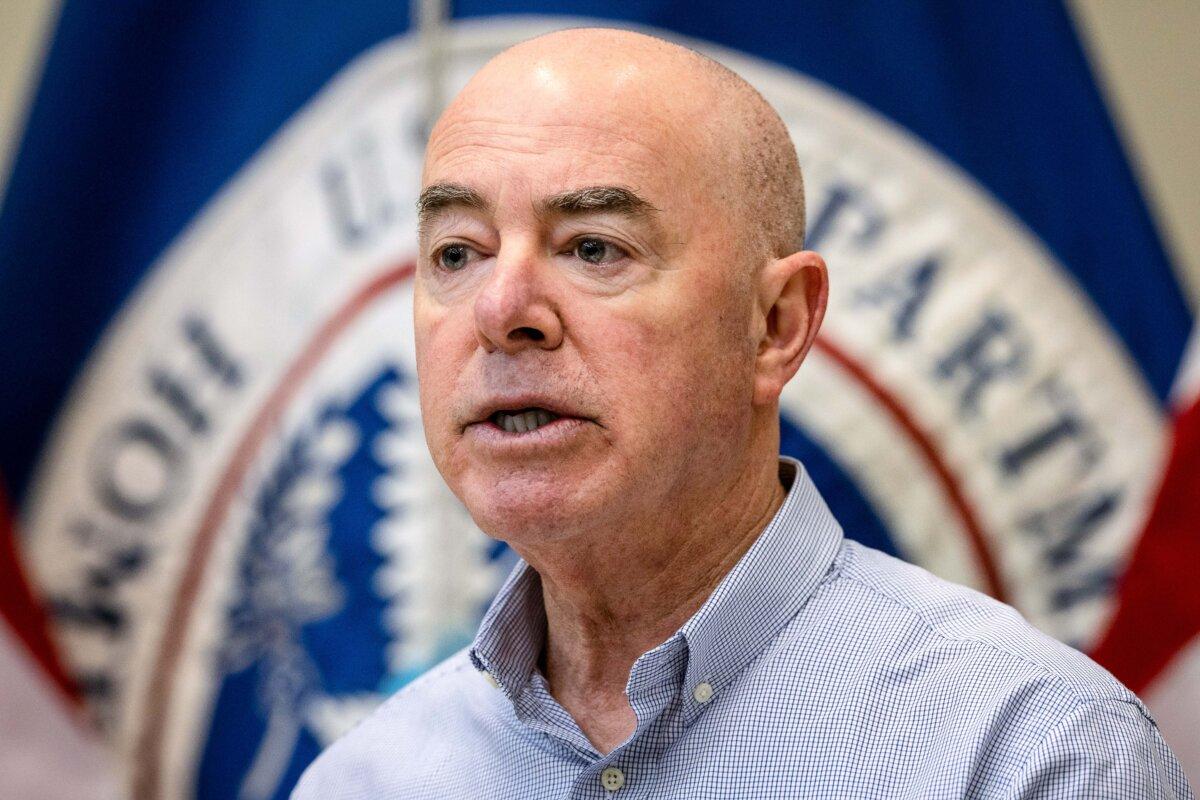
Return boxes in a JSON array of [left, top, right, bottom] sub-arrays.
[[293, 458, 1193, 799]]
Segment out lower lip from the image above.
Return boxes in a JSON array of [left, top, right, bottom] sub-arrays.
[[464, 416, 591, 448]]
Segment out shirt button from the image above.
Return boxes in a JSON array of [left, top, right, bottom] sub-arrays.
[[481, 670, 500, 688], [600, 766, 625, 792], [692, 681, 715, 704]]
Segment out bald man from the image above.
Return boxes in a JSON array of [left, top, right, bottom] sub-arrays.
[[294, 29, 1191, 799]]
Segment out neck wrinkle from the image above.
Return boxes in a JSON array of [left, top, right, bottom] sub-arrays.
[[530, 449, 787, 708]]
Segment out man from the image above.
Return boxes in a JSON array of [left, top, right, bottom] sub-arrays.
[[295, 28, 1191, 799]]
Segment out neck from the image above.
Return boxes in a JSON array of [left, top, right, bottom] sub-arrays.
[[512, 446, 786, 753]]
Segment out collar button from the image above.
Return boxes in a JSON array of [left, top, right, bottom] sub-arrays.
[[692, 681, 715, 704]]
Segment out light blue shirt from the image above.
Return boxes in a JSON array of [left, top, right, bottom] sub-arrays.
[[294, 458, 1192, 799]]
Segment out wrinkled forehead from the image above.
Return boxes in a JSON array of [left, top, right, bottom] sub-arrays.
[[422, 56, 722, 211]]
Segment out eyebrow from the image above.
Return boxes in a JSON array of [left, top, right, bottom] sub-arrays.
[[539, 186, 660, 220], [417, 183, 660, 238], [417, 183, 489, 237]]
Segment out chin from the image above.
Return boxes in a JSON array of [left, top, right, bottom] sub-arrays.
[[457, 466, 609, 543]]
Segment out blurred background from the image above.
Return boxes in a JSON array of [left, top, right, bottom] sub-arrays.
[[9, 1, 1200, 292], [1, 2, 1197, 798]]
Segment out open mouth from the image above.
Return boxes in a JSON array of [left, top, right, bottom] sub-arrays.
[[490, 407, 562, 433]]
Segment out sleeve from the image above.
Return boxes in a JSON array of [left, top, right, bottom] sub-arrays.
[[290, 757, 347, 800], [1003, 698, 1195, 800]]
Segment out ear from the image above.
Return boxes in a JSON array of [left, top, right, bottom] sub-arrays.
[[754, 251, 829, 406]]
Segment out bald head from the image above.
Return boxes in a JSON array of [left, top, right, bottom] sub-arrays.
[[693, 50, 808, 257], [414, 27, 828, 549], [426, 28, 805, 260]]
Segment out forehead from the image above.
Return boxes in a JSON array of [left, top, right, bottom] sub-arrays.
[[424, 122, 687, 213], [422, 66, 716, 209]]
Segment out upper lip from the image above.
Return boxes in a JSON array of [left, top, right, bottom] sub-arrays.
[[466, 394, 590, 426]]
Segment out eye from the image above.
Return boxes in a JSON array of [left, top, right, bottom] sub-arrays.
[[573, 237, 626, 266], [436, 243, 475, 271]]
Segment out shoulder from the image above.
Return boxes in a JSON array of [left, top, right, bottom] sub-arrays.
[[291, 648, 502, 799], [822, 539, 1142, 708], [769, 539, 1160, 765], [771, 542, 1195, 795], [1004, 696, 1194, 798]]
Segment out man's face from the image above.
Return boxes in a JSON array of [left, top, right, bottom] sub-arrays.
[[414, 61, 760, 543]]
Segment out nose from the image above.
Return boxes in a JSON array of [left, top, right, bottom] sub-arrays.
[[473, 241, 564, 354]]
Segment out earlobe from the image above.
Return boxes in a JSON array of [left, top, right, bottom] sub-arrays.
[[754, 251, 829, 405]]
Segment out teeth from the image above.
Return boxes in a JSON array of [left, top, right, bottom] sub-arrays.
[[495, 408, 559, 433]]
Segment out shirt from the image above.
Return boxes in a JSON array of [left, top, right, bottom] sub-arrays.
[[293, 457, 1193, 799]]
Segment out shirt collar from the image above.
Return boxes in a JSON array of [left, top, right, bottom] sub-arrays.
[[469, 457, 844, 714], [674, 457, 843, 713], [469, 557, 545, 701]]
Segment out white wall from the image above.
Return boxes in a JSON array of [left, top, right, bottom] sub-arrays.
[[1070, 0, 1200, 308], [0, 0, 57, 196]]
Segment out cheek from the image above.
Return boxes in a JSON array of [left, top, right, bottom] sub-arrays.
[[589, 291, 752, 446], [414, 302, 466, 431]]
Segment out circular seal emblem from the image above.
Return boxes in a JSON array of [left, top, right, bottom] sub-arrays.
[[20, 18, 1165, 800]]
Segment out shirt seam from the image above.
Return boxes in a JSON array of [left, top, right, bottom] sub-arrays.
[[999, 697, 1159, 798], [830, 546, 1136, 709]]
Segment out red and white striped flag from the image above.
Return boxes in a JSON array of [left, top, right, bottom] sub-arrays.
[[0, 490, 119, 800], [1094, 326, 1200, 778]]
